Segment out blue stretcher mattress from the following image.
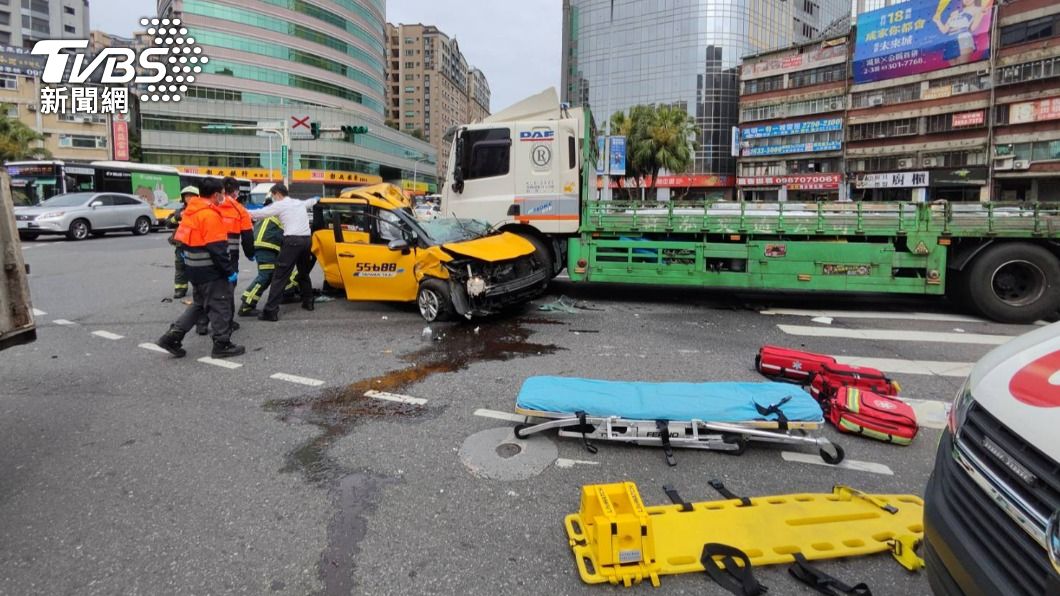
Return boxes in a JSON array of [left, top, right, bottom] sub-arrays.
[[516, 376, 823, 424]]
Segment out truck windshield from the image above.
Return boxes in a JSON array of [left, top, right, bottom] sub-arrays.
[[420, 218, 491, 244]]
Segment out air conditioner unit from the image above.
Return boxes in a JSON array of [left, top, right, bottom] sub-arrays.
[[827, 100, 841, 110], [897, 159, 913, 169], [868, 96, 884, 106], [72, 117, 86, 123], [994, 157, 1014, 171], [1013, 159, 1031, 170], [922, 157, 938, 168]]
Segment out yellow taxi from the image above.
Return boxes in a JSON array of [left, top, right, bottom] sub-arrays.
[[311, 184, 549, 321]]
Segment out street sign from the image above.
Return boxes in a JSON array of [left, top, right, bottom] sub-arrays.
[[290, 115, 314, 140], [280, 144, 289, 181]]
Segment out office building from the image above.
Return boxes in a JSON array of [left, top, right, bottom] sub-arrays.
[[385, 23, 491, 184], [562, 0, 850, 199], [738, 32, 850, 202], [0, 0, 89, 49], [146, 0, 436, 196]]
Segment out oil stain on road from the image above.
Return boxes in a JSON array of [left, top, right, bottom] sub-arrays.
[[264, 317, 561, 595]]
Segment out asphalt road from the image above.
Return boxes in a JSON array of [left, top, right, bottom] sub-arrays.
[[0, 233, 1045, 596]]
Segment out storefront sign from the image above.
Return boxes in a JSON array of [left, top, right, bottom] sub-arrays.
[[952, 110, 985, 128], [856, 171, 929, 189], [1009, 98, 1060, 125], [930, 166, 987, 187], [744, 42, 848, 79], [742, 141, 842, 157], [600, 175, 735, 189], [737, 174, 842, 190], [111, 114, 129, 161], [292, 170, 382, 185], [178, 166, 281, 181], [853, 0, 992, 84], [0, 45, 46, 76], [741, 118, 843, 140]]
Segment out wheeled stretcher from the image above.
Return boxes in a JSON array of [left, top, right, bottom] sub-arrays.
[[513, 376, 844, 465]]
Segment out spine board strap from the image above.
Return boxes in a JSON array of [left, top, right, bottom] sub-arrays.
[[788, 553, 872, 596], [656, 420, 676, 466], [574, 411, 598, 454], [662, 484, 693, 512], [754, 397, 791, 430], [700, 543, 768, 596], [709, 479, 752, 507]]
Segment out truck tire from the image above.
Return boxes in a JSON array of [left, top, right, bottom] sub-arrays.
[[417, 278, 454, 323], [520, 233, 555, 277], [964, 243, 1060, 324]]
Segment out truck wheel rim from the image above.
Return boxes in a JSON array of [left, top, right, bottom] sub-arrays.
[[419, 289, 439, 320], [990, 260, 1046, 307]]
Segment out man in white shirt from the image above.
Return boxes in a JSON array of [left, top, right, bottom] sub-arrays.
[[249, 184, 319, 321]]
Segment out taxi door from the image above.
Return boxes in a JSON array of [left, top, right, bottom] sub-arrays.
[[334, 208, 419, 302]]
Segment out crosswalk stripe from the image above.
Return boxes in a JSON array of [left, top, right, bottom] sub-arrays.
[[138, 343, 170, 354], [53, 319, 77, 326], [271, 373, 325, 387], [473, 409, 526, 423], [781, 452, 894, 475], [762, 308, 984, 323], [365, 390, 426, 405], [902, 398, 951, 430], [197, 357, 242, 369], [32, 308, 46, 316], [832, 356, 973, 377], [91, 330, 124, 340], [778, 324, 1012, 345]]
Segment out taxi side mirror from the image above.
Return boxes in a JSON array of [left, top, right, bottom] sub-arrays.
[[387, 239, 410, 254]]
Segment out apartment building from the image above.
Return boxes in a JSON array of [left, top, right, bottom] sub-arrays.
[[0, 0, 88, 49]]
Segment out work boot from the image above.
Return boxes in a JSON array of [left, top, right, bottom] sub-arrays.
[[238, 304, 259, 317], [302, 300, 315, 312], [173, 289, 187, 299], [156, 327, 187, 358], [211, 341, 246, 359], [231, 321, 241, 332], [195, 322, 209, 336], [258, 310, 279, 322]]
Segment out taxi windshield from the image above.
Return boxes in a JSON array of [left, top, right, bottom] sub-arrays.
[[419, 218, 491, 244]]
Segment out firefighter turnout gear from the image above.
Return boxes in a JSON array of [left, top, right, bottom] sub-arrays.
[[163, 196, 243, 357], [169, 200, 189, 298], [240, 216, 300, 314]]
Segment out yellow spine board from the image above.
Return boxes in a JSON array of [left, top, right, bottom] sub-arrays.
[[565, 483, 924, 588]]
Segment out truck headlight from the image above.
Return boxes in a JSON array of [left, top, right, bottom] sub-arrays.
[[947, 378, 974, 435]]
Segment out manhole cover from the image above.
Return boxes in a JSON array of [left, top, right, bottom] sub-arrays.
[[459, 427, 557, 481]]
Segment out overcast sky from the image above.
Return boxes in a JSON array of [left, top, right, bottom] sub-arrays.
[[91, 0, 562, 112]]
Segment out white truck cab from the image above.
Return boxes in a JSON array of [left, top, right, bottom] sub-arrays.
[[925, 322, 1060, 594], [441, 88, 587, 275]]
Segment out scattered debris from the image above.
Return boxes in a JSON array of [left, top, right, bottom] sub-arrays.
[[381, 316, 389, 321], [953, 328, 966, 333], [421, 326, 433, 342], [160, 297, 173, 303], [538, 295, 602, 314]]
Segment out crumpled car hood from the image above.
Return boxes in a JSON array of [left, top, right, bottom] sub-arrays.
[[441, 232, 535, 261]]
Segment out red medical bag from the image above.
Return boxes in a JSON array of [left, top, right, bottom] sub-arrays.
[[809, 362, 901, 399], [755, 346, 837, 382], [826, 388, 918, 445]]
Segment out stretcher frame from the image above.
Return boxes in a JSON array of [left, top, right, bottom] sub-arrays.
[[513, 407, 845, 465]]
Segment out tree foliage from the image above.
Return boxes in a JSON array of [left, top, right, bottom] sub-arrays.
[[609, 104, 697, 200], [0, 106, 49, 161]]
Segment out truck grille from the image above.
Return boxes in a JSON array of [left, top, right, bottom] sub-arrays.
[[951, 402, 1059, 593]]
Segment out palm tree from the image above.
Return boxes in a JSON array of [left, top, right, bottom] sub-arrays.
[[610, 105, 653, 200], [0, 106, 49, 161], [641, 104, 697, 200]]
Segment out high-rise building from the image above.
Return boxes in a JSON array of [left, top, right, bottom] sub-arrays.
[[562, 0, 850, 199], [145, 0, 437, 197], [0, 0, 89, 49], [385, 23, 491, 182]]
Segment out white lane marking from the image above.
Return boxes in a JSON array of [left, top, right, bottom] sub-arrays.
[[762, 309, 985, 323], [555, 458, 600, 469], [32, 308, 46, 316], [778, 325, 1012, 345], [53, 319, 77, 326], [91, 330, 124, 340], [365, 390, 426, 405], [902, 398, 951, 430], [473, 409, 526, 423], [197, 357, 242, 369], [811, 316, 833, 325], [781, 452, 894, 475], [271, 373, 325, 387], [831, 355, 974, 377], [138, 342, 170, 354]]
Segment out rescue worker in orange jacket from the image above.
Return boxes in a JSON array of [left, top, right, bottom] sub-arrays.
[[197, 177, 255, 335], [157, 178, 245, 359]]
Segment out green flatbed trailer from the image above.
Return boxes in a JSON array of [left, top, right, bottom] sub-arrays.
[[566, 199, 1060, 323]]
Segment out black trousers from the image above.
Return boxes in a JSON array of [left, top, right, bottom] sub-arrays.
[[174, 279, 233, 342], [262, 236, 312, 315], [198, 249, 240, 330]]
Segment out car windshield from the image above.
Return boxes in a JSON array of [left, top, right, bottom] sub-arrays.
[[419, 218, 491, 244], [39, 193, 93, 207]]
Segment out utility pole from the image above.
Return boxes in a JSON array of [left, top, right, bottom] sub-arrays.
[[203, 122, 290, 186]]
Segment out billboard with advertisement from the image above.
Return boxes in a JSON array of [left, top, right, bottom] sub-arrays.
[[1009, 98, 1060, 125], [130, 171, 181, 208], [853, 0, 993, 84], [741, 118, 843, 140], [742, 141, 842, 157], [737, 174, 842, 190], [609, 136, 627, 176], [952, 110, 985, 128]]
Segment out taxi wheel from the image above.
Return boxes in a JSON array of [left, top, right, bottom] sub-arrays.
[[418, 279, 454, 323]]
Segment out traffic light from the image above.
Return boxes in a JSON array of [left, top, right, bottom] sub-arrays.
[[310, 121, 320, 139], [340, 125, 369, 142]]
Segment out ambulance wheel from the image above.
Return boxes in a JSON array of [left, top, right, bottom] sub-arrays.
[[964, 242, 1060, 323], [720, 434, 748, 456], [820, 443, 845, 465], [418, 279, 454, 323]]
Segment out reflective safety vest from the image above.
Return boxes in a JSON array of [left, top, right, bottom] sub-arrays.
[[173, 197, 231, 283], [253, 216, 284, 253]]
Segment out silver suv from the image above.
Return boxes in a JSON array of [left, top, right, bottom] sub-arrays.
[[14, 192, 155, 241]]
